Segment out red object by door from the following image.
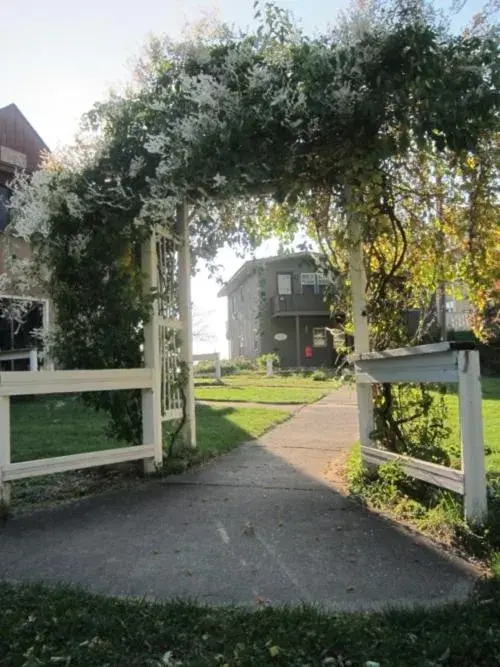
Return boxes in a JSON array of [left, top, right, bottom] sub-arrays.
[[305, 345, 313, 359]]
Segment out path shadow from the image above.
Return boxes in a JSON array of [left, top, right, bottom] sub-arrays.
[[0, 402, 478, 612]]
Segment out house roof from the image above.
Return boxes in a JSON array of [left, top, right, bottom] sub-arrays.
[[217, 251, 318, 297], [0, 103, 49, 175]]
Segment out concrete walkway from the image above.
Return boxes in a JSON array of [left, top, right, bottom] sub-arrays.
[[0, 388, 477, 610]]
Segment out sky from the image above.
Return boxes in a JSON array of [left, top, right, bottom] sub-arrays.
[[1, 0, 487, 357]]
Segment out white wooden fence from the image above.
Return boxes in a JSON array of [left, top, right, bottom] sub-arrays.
[[353, 341, 487, 524], [0, 207, 197, 505], [193, 353, 221, 380], [0, 368, 162, 504]]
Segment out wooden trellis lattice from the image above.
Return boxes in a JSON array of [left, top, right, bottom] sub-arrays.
[[156, 228, 183, 422], [141, 204, 196, 461]]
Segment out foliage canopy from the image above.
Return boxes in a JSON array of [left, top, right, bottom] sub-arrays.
[[8, 0, 500, 443]]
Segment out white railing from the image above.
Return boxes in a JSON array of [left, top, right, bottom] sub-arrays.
[[0, 348, 38, 371], [0, 367, 162, 505], [193, 353, 221, 381], [353, 342, 487, 524]]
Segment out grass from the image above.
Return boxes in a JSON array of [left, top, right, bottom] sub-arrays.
[[440, 378, 500, 471], [195, 404, 290, 456], [195, 371, 343, 389], [9, 397, 289, 512], [11, 396, 122, 462], [195, 384, 328, 404], [2, 579, 500, 666]]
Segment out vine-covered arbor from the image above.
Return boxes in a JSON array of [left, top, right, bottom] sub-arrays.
[[9, 1, 500, 467]]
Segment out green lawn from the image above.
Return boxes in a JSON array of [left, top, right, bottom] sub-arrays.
[[2, 580, 500, 667], [195, 403, 290, 456], [195, 384, 328, 404], [11, 396, 122, 463], [440, 378, 500, 471], [195, 372, 342, 389]]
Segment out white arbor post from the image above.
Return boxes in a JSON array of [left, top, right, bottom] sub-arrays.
[[177, 203, 196, 448], [348, 215, 374, 456], [142, 233, 163, 472], [266, 357, 274, 376], [458, 349, 487, 524], [0, 396, 11, 505]]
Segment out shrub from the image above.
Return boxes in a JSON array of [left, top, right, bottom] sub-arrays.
[[256, 353, 280, 371], [194, 360, 217, 374], [311, 369, 328, 381], [194, 357, 256, 377], [231, 357, 257, 372]]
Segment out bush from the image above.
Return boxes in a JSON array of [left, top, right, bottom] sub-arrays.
[[311, 369, 328, 381], [256, 353, 280, 371], [194, 360, 217, 374], [231, 357, 257, 372], [194, 357, 256, 377]]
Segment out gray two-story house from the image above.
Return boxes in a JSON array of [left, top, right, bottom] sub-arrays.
[[219, 252, 345, 368]]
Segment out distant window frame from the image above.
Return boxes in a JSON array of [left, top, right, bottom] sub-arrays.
[[312, 327, 327, 348]]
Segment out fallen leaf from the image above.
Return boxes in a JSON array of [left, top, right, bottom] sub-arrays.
[[243, 521, 255, 536], [268, 645, 280, 657]]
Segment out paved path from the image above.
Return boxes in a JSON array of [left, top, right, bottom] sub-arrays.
[[0, 388, 477, 610]]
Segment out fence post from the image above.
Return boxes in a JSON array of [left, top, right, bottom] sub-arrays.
[[348, 213, 374, 457], [141, 232, 163, 472], [267, 357, 273, 376], [0, 396, 11, 505], [177, 203, 196, 448], [29, 349, 38, 372], [215, 354, 221, 381], [458, 349, 487, 525]]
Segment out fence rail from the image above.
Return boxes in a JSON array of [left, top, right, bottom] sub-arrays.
[[352, 341, 487, 524], [193, 353, 221, 380], [0, 367, 160, 505], [0, 368, 153, 396], [3, 445, 156, 482]]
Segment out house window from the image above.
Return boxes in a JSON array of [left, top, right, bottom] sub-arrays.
[[300, 273, 316, 287], [330, 329, 345, 348], [231, 294, 237, 318], [313, 327, 327, 348], [301, 272, 316, 295], [240, 286, 244, 302], [0, 185, 11, 232], [316, 272, 329, 286], [277, 273, 292, 295]]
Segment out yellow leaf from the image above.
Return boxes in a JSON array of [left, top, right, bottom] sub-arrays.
[[268, 645, 280, 657]]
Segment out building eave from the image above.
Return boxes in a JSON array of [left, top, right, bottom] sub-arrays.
[[217, 251, 320, 298]]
